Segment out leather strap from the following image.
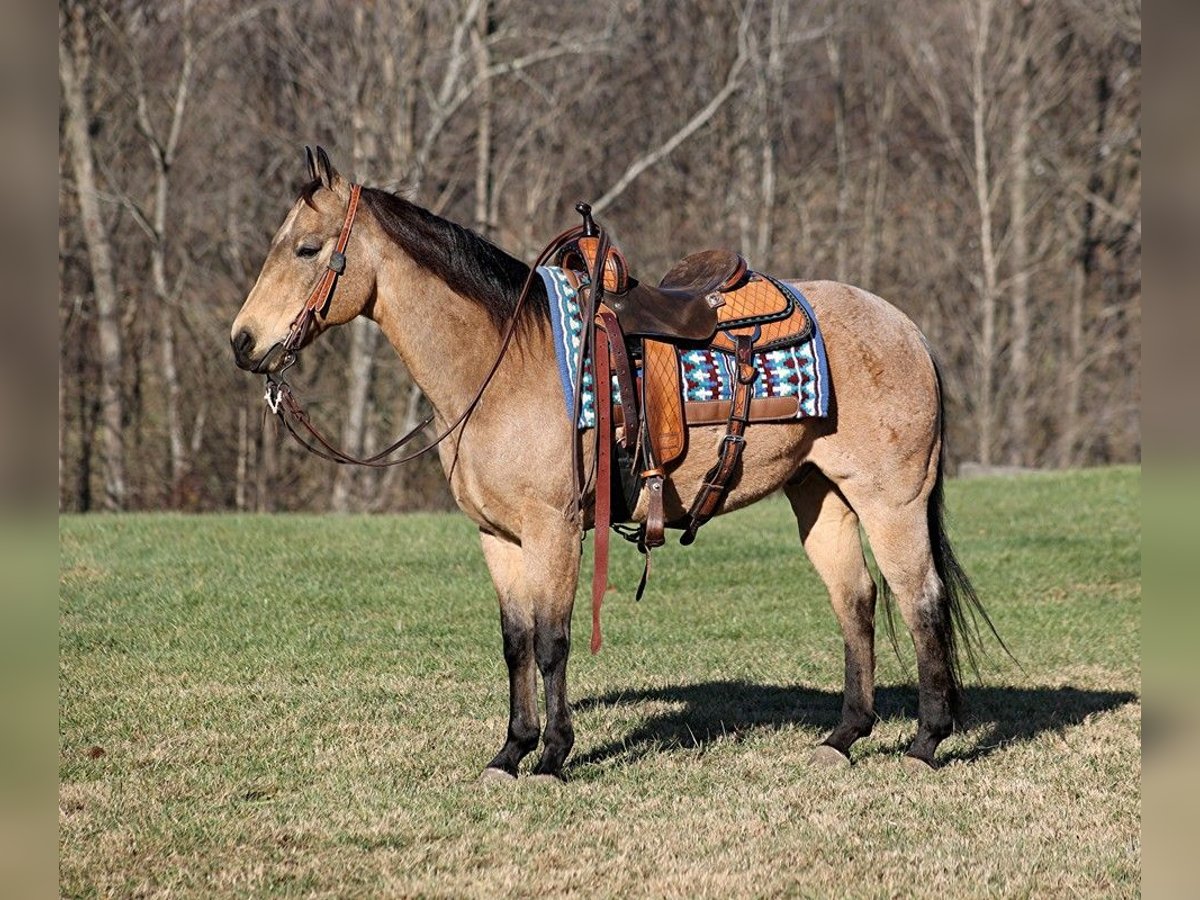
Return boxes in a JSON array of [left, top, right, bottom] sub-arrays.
[[282, 183, 363, 358], [643, 468, 666, 550], [680, 332, 757, 545], [595, 307, 637, 449], [590, 318, 613, 654]]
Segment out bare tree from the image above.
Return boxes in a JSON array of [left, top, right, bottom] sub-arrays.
[[57, 0, 1141, 511], [60, 2, 125, 510]]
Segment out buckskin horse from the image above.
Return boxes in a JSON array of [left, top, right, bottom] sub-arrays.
[[230, 148, 999, 781]]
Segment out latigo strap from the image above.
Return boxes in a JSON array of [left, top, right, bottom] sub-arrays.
[[590, 318, 614, 654], [680, 330, 758, 545]]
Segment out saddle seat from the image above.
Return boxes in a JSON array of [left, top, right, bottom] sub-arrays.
[[608, 249, 747, 342]]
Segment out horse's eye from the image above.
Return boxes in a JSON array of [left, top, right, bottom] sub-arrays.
[[296, 244, 321, 259]]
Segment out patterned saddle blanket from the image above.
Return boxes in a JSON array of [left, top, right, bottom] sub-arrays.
[[538, 265, 830, 431]]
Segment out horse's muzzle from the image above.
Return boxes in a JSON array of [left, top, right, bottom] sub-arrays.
[[231, 327, 257, 370], [232, 329, 289, 374]]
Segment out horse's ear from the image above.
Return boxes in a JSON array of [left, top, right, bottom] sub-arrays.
[[314, 146, 344, 191], [304, 145, 318, 182]]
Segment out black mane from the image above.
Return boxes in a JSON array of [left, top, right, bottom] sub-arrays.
[[304, 181, 548, 328]]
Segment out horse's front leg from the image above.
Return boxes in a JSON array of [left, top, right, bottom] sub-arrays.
[[479, 531, 540, 779], [525, 515, 582, 780]]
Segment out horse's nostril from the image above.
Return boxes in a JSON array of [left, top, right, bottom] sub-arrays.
[[231, 328, 255, 367]]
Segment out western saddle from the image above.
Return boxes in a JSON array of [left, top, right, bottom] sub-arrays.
[[559, 204, 811, 653]]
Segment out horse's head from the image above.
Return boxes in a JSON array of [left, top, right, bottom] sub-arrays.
[[230, 147, 376, 373]]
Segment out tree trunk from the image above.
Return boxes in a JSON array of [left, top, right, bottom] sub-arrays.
[[1008, 0, 1034, 465], [1058, 59, 1112, 468], [969, 0, 998, 466], [60, 7, 126, 510], [330, 319, 380, 512], [753, 0, 786, 267], [331, 6, 383, 513], [236, 405, 248, 512], [860, 77, 895, 288], [472, 0, 494, 235], [160, 307, 186, 501], [256, 414, 276, 513], [826, 25, 850, 284]]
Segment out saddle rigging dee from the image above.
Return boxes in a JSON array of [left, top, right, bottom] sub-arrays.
[[557, 204, 812, 652]]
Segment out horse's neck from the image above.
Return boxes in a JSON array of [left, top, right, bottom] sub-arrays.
[[369, 249, 549, 425]]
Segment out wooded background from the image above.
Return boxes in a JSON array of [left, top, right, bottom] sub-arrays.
[[58, 0, 1141, 513]]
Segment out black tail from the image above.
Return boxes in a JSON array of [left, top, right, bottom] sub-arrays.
[[878, 352, 1015, 719]]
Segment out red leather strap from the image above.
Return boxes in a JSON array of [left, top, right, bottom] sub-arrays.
[[590, 319, 613, 654]]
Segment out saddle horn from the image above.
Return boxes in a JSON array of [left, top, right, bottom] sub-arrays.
[[559, 201, 629, 295]]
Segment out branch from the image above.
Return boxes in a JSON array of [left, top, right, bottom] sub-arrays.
[[590, 11, 752, 216], [436, 0, 486, 109], [414, 38, 607, 183]]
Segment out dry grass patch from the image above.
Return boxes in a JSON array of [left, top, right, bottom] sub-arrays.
[[60, 468, 1140, 897]]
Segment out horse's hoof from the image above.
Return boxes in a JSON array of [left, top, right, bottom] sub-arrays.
[[525, 773, 565, 785], [810, 745, 851, 768], [476, 767, 516, 784], [902, 754, 937, 773]]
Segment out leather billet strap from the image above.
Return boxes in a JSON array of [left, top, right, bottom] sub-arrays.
[[679, 331, 758, 545], [594, 307, 637, 449], [641, 466, 666, 551], [590, 316, 614, 654], [283, 183, 363, 357]]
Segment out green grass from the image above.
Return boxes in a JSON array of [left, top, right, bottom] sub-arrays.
[[60, 467, 1140, 897]]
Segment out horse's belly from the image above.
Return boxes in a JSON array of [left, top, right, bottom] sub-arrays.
[[631, 420, 816, 522]]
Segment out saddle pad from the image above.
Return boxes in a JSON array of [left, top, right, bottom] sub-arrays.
[[539, 266, 830, 429]]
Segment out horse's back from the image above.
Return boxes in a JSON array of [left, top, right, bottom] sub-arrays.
[[788, 279, 931, 357]]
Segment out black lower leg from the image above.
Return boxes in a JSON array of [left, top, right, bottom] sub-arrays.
[[531, 617, 574, 778], [823, 707, 875, 755], [486, 611, 540, 775], [907, 629, 956, 765], [823, 633, 876, 755]]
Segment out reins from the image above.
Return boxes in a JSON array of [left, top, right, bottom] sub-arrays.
[[263, 183, 586, 468]]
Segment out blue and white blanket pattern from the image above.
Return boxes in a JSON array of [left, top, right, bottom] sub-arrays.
[[537, 265, 830, 429]]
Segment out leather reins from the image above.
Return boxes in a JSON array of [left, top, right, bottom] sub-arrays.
[[263, 182, 587, 469]]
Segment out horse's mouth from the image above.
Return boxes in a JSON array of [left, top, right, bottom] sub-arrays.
[[250, 342, 291, 375]]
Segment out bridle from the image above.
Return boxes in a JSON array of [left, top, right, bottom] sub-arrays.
[[262, 183, 589, 468], [276, 182, 363, 370]]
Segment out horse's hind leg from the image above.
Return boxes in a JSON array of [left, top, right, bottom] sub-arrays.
[[845, 488, 956, 769], [785, 472, 878, 765], [479, 531, 540, 779]]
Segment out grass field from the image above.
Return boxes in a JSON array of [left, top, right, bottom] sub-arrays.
[[60, 467, 1140, 898]]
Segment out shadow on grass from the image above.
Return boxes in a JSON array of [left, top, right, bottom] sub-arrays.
[[571, 681, 1138, 769]]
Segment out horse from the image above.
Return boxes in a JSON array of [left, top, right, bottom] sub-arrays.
[[230, 148, 998, 781]]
